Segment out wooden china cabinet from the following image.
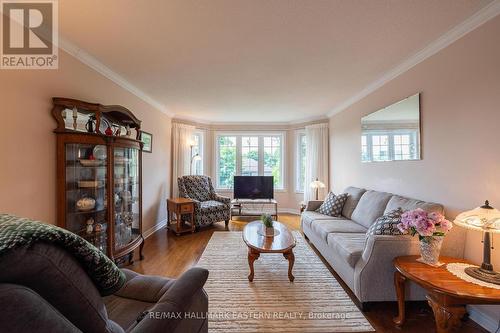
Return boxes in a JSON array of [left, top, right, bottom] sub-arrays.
[[52, 97, 144, 263]]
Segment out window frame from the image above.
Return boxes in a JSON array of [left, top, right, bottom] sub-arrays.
[[214, 131, 286, 191], [295, 130, 306, 193], [191, 130, 204, 175], [361, 129, 419, 162]]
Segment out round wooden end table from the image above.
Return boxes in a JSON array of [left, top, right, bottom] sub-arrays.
[[393, 255, 500, 333], [242, 221, 296, 282]]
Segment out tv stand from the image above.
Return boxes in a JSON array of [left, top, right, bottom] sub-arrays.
[[231, 199, 278, 220]]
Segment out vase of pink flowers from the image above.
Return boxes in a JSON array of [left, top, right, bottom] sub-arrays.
[[397, 209, 453, 266]]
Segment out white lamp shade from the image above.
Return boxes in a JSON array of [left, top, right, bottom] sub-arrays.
[[192, 154, 202, 161], [310, 180, 326, 189], [454, 201, 500, 233]]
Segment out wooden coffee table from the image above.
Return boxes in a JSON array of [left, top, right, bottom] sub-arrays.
[[393, 255, 500, 333], [242, 221, 296, 282]]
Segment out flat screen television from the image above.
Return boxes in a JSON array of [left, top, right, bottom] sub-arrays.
[[234, 176, 274, 199]]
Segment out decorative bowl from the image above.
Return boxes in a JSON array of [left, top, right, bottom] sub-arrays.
[[92, 145, 107, 160], [76, 197, 96, 211]]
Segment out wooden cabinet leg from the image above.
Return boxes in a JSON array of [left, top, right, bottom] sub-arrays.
[[175, 212, 180, 236], [247, 248, 260, 282], [393, 271, 407, 325], [427, 294, 466, 333], [283, 250, 295, 282], [166, 210, 170, 230], [139, 236, 144, 260], [191, 213, 195, 233]]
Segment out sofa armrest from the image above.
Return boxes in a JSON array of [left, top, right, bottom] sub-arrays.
[[353, 235, 420, 302], [0, 284, 83, 333], [305, 200, 323, 211], [131, 267, 209, 333], [213, 194, 230, 205], [185, 198, 200, 209]]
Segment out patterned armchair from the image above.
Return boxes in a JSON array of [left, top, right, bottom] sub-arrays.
[[177, 176, 231, 228]]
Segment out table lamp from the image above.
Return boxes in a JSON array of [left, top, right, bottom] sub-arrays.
[[454, 200, 500, 285], [310, 178, 326, 200]]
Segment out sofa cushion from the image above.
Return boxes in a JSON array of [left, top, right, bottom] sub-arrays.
[[342, 187, 366, 219], [366, 208, 404, 237], [0, 243, 114, 333], [316, 192, 348, 217], [179, 176, 212, 202], [327, 233, 366, 268], [316, 192, 337, 215], [384, 195, 444, 215], [311, 219, 367, 241], [301, 211, 338, 229], [200, 200, 226, 210], [351, 190, 393, 228], [104, 295, 154, 331]]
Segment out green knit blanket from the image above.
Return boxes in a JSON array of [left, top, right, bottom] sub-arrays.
[[0, 214, 125, 296]]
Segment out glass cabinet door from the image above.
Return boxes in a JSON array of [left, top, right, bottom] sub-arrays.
[[65, 143, 108, 254], [113, 147, 140, 251]]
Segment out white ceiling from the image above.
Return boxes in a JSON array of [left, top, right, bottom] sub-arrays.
[[59, 0, 493, 123]]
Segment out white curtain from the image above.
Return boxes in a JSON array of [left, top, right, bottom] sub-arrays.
[[304, 123, 329, 202], [172, 123, 195, 197]]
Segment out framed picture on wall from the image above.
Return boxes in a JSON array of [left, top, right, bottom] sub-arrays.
[[141, 131, 153, 153]]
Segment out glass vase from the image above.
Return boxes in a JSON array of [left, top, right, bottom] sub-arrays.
[[419, 236, 444, 266]]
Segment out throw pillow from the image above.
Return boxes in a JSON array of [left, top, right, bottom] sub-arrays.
[[316, 192, 348, 217], [366, 208, 404, 237]]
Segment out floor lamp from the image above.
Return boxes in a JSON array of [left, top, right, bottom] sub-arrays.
[[189, 144, 201, 175]]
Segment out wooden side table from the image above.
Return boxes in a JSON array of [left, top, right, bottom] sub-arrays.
[[167, 198, 195, 236], [393, 255, 500, 333]]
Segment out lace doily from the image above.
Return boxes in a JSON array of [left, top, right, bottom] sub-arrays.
[[446, 263, 500, 290]]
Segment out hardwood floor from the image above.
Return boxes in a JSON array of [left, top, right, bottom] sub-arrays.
[[128, 214, 487, 333]]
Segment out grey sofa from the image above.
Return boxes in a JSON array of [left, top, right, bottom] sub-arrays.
[[0, 243, 209, 333], [301, 186, 466, 305]]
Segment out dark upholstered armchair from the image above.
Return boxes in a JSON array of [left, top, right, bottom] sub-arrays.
[[0, 243, 209, 333], [178, 175, 231, 228]]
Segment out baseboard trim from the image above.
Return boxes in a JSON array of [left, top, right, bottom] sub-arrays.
[[278, 208, 300, 215], [468, 306, 500, 333], [143, 219, 167, 239]]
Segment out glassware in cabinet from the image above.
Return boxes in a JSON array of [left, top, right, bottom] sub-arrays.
[[65, 143, 109, 255], [113, 146, 140, 251]]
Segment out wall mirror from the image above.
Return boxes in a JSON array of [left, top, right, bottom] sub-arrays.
[[361, 93, 421, 162]]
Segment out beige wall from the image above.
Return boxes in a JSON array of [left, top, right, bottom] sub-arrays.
[[0, 50, 172, 233], [329, 16, 500, 326]]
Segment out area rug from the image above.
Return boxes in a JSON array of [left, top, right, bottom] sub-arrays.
[[197, 231, 374, 332]]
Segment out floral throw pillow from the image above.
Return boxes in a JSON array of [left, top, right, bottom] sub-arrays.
[[316, 192, 348, 217], [366, 208, 404, 237]]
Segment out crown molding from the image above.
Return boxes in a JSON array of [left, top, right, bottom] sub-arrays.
[[327, 0, 500, 117], [58, 37, 175, 118], [173, 113, 328, 126]]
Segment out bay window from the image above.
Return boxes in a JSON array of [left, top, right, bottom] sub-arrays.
[[295, 132, 306, 192], [191, 131, 204, 175], [216, 133, 284, 190]]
